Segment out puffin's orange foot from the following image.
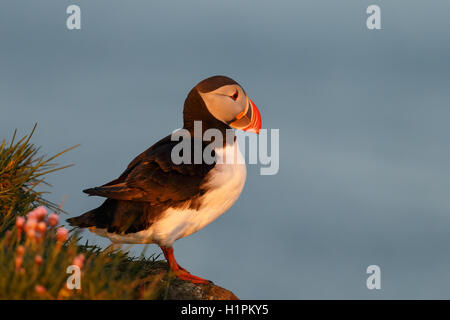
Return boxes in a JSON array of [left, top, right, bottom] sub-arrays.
[[160, 245, 212, 284]]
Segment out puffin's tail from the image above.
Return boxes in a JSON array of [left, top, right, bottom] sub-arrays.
[[66, 209, 97, 228], [67, 199, 148, 234]]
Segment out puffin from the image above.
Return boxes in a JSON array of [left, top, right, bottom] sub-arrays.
[[68, 75, 262, 283]]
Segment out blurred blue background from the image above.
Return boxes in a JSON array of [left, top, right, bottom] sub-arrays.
[[1, 0, 450, 298]]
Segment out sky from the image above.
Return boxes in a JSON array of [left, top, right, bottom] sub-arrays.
[[1, 0, 450, 299]]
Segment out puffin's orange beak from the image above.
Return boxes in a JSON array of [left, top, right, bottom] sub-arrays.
[[242, 98, 261, 134], [229, 97, 262, 134]]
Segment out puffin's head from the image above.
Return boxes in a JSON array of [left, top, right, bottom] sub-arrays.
[[183, 75, 262, 134]]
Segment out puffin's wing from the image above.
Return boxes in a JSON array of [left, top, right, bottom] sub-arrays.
[[83, 135, 215, 204]]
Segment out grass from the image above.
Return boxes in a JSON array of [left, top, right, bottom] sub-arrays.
[[0, 124, 77, 234], [0, 126, 169, 299]]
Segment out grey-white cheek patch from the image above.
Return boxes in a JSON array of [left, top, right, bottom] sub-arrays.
[[199, 86, 247, 124]]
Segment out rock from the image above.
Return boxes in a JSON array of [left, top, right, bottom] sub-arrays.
[[143, 261, 238, 300]]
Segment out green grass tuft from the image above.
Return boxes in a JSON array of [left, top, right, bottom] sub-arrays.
[[0, 124, 78, 232]]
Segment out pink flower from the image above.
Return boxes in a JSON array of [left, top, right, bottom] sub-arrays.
[[35, 285, 46, 295], [27, 210, 38, 220], [35, 255, 43, 266], [48, 213, 59, 227], [73, 254, 85, 269], [37, 221, 47, 234], [26, 228, 36, 240], [15, 256, 23, 270], [56, 227, 68, 242], [16, 216, 25, 229], [25, 218, 37, 232], [34, 206, 47, 220], [17, 245, 25, 256]]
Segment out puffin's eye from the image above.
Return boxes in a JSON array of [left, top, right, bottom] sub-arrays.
[[231, 91, 239, 101]]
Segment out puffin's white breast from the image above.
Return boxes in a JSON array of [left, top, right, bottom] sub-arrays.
[[101, 140, 247, 246]]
